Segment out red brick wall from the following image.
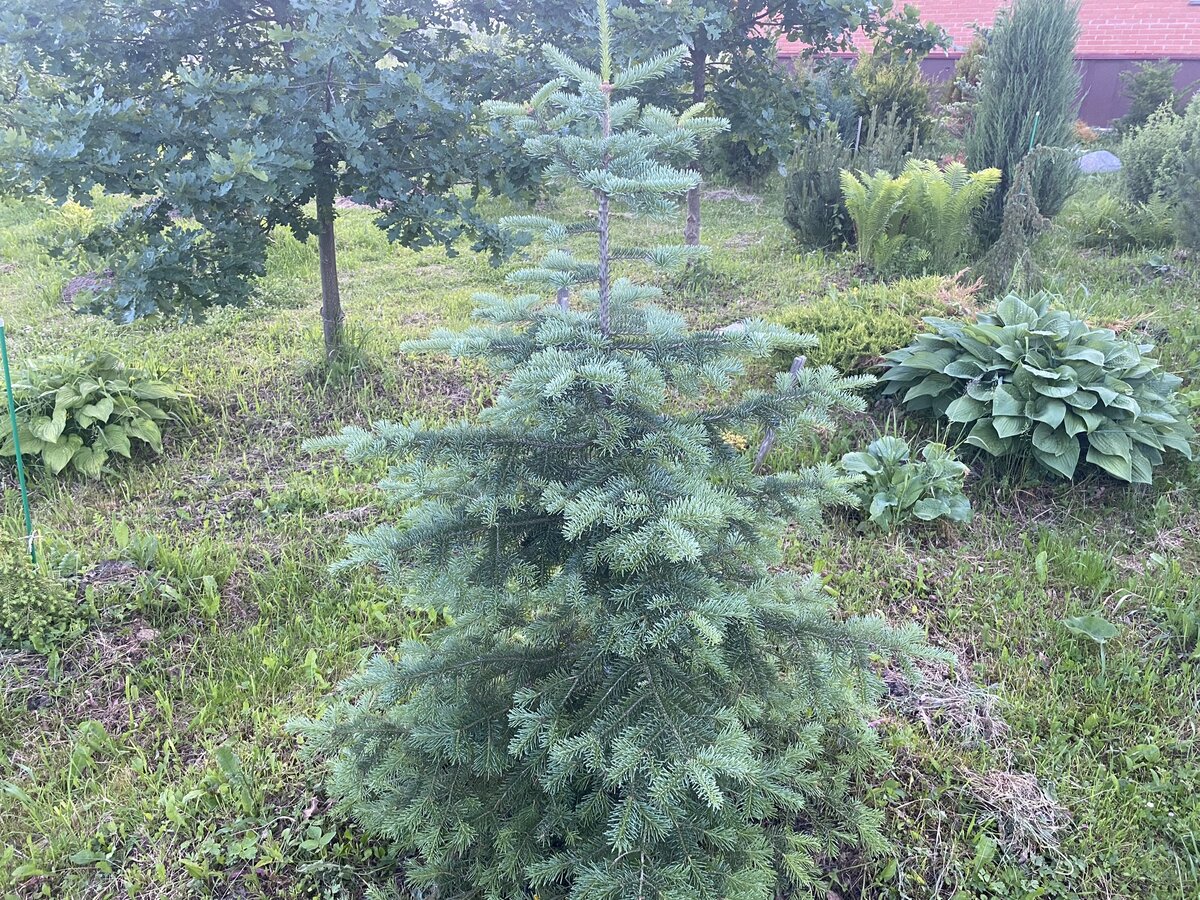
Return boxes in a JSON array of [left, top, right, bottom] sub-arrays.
[[778, 0, 1200, 59], [1076, 0, 1200, 57], [777, 0, 1200, 123]]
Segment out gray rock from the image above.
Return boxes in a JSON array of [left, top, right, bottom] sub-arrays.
[[1078, 150, 1122, 175]]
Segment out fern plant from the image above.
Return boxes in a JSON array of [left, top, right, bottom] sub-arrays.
[[903, 161, 1001, 271], [840, 161, 1000, 273], [1069, 192, 1175, 252], [840, 168, 911, 269], [295, 6, 932, 898]]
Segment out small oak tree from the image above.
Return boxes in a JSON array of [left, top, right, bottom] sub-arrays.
[[0, 0, 502, 358]]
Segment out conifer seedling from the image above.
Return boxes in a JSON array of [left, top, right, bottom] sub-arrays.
[[298, 5, 930, 897]]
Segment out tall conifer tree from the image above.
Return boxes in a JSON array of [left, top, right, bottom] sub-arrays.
[[297, 5, 929, 897]]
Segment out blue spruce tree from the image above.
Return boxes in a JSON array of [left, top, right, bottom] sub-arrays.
[[297, 5, 929, 897]]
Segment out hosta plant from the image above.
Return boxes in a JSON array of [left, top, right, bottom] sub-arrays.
[[842, 435, 972, 532], [882, 293, 1195, 483], [0, 351, 187, 478]]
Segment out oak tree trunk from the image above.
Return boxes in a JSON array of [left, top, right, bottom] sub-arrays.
[[315, 138, 343, 362]]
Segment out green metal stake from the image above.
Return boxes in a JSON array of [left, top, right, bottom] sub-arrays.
[[0, 318, 35, 563], [1027, 111, 1042, 152]]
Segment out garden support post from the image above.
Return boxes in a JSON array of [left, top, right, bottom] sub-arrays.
[[0, 319, 36, 562], [754, 355, 805, 472], [684, 29, 707, 247]]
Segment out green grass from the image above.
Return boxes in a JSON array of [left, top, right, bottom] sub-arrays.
[[1, 178, 1199, 898]]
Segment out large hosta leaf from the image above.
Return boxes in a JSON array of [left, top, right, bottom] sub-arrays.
[[965, 418, 1011, 456], [1128, 446, 1154, 485], [1062, 613, 1118, 644], [42, 435, 84, 474], [1032, 423, 1074, 455], [1088, 428, 1133, 460], [841, 451, 884, 476], [993, 416, 1028, 439], [125, 417, 164, 453], [1062, 347, 1106, 366], [903, 374, 955, 403], [70, 445, 109, 478], [1030, 398, 1067, 429], [131, 380, 180, 401], [995, 295, 1040, 327], [97, 424, 133, 458], [946, 395, 989, 423], [991, 385, 1024, 417], [1085, 447, 1133, 481], [77, 396, 115, 427], [1032, 440, 1080, 479], [912, 497, 949, 520], [29, 407, 68, 442]]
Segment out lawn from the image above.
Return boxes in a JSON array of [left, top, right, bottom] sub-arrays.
[[1, 177, 1199, 899]]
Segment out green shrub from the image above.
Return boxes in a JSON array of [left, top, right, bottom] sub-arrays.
[[0, 350, 188, 477], [881, 292, 1195, 483], [946, 30, 988, 105], [1118, 61, 1183, 132], [966, 0, 1082, 242], [0, 535, 90, 652], [842, 435, 972, 531], [771, 281, 947, 372], [853, 53, 933, 140], [1069, 192, 1176, 251], [1120, 103, 1186, 205], [706, 64, 813, 184], [855, 107, 928, 177], [840, 161, 1002, 274], [1177, 97, 1200, 249], [783, 122, 853, 248], [784, 109, 925, 249]]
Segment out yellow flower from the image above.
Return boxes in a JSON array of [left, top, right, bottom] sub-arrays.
[[720, 430, 749, 451]]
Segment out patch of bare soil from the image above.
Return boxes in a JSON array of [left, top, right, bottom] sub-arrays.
[[886, 658, 1008, 751]]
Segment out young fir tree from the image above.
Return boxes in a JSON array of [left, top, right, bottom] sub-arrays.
[[297, 6, 929, 897]]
